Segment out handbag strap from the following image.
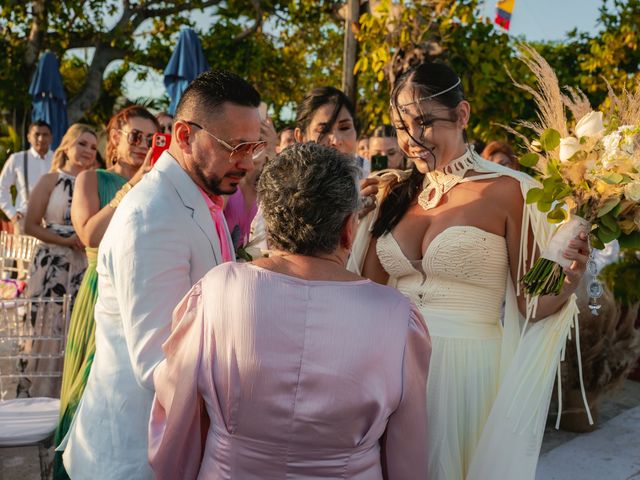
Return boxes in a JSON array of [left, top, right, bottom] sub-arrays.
[[23, 151, 29, 199]]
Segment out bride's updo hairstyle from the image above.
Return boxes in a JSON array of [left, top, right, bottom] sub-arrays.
[[371, 62, 466, 238]]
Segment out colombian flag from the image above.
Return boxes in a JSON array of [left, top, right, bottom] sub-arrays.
[[495, 0, 515, 30]]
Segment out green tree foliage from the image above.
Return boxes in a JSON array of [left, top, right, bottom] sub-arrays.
[[0, 0, 345, 135], [355, 0, 533, 137], [354, 0, 640, 142], [2, 0, 640, 141]]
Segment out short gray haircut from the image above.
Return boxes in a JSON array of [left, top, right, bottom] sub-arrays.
[[258, 142, 360, 256]]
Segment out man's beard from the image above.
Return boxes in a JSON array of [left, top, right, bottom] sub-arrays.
[[193, 161, 244, 196]]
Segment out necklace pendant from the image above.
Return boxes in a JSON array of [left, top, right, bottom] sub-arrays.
[[418, 149, 476, 211], [418, 183, 442, 210]]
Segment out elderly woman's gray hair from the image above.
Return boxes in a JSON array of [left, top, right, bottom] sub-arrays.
[[258, 142, 360, 256]]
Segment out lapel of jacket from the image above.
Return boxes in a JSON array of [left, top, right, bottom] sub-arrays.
[[154, 152, 223, 264]]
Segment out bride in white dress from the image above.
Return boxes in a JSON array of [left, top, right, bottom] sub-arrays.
[[349, 63, 590, 480]]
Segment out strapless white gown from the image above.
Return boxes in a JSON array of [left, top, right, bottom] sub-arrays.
[[349, 156, 586, 480], [377, 226, 508, 479]]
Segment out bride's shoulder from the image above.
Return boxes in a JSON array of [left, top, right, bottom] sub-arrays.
[[481, 175, 524, 208]]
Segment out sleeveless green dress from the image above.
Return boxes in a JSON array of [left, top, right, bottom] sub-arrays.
[[53, 170, 127, 480]]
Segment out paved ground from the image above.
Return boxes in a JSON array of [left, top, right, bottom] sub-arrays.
[[537, 380, 640, 480], [1, 381, 639, 479]]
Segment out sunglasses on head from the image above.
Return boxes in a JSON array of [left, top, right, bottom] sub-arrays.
[[119, 129, 153, 148]]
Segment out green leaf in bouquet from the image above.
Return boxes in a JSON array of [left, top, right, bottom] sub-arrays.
[[600, 172, 624, 185], [546, 160, 562, 178], [596, 223, 620, 244], [540, 128, 561, 151], [541, 179, 566, 203], [597, 197, 620, 217], [547, 206, 568, 223], [537, 200, 553, 212], [619, 231, 640, 249], [599, 212, 619, 232], [590, 232, 605, 250], [556, 184, 573, 200], [621, 174, 634, 184], [526, 187, 544, 204], [542, 175, 562, 189], [519, 152, 539, 168], [551, 183, 570, 200]]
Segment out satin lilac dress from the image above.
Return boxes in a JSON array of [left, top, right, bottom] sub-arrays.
[[149, 262, 431, 479]]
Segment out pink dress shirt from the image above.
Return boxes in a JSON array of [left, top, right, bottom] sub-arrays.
[[223, 188, 258, 249], [149, 262, 431, 479], [200, 189, 232, 262]]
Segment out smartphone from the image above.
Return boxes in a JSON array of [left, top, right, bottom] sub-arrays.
[[371, 154, 388, 172], [259, 101, 268, 120], [150, 133, 171, 166]]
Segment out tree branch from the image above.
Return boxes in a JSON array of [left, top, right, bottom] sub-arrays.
[[24, 0, 47, 70], [233, 0, 263, 42], [137, 0, 222, 20], [67, 44, 127, 123]]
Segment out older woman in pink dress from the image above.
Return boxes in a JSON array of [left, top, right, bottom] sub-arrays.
[[149, 142, 431, 480]]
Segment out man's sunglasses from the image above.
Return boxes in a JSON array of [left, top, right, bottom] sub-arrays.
[[118, 129, 154, 149], [182, 120, 267, 161]]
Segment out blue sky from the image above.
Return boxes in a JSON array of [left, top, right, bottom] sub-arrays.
[[478, 0, 608, 41], [120, 0, 610, 102]]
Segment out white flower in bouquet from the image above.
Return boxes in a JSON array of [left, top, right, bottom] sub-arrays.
[[601, 126, 636, 168], [601, 130, 622, 164], [511, 47, 640, 297], [624, 181, 640, 202], [575, 111, 605, 138], [559, 136, 581, 162]]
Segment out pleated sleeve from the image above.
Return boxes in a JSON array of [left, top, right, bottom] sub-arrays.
[[382, 305, 431, 480], [148, 280, 209, 480]]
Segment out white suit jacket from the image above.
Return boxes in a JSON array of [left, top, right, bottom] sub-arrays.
[[63, 151, 233, 479]]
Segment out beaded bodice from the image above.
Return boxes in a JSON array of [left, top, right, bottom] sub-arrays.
[[377, 225, 509, 323]]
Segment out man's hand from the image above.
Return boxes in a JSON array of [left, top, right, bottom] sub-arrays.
[[11, 213, 23, 223]]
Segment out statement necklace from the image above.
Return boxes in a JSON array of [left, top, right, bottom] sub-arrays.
[[418, 149, 477, 210]]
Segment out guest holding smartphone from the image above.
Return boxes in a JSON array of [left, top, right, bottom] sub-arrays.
[[369, 125, 406, 170]]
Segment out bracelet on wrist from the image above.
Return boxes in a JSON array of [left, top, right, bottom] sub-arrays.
[[109, 183, 133, 209]]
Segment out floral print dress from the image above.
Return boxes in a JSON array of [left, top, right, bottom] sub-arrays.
[[19, 170, 87, 398]]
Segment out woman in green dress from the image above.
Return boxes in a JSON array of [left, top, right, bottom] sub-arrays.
[[53, 105, 159, 479]]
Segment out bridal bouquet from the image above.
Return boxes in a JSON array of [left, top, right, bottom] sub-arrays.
[[512, 46, 640, 296]]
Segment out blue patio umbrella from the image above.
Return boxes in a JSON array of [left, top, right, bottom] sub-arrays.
[[28, 52, 69, 149], [164, 27, 210, 116]]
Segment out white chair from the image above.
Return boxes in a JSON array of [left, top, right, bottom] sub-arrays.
[[0, 295, 71, 480], [0, 231, 40, 280]]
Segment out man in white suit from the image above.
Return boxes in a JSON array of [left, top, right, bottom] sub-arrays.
[[63, 70, 265, 478]]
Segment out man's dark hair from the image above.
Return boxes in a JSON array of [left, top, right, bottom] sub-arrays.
[[371, 124, 397, 139], [277, 125, 294, 141], [28, 120, 52, 133], [175, 70, 261, 120]]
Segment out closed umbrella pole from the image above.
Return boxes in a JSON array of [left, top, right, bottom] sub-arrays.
[[28, 52, 69, 149], [164, 27, 210, 116]]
